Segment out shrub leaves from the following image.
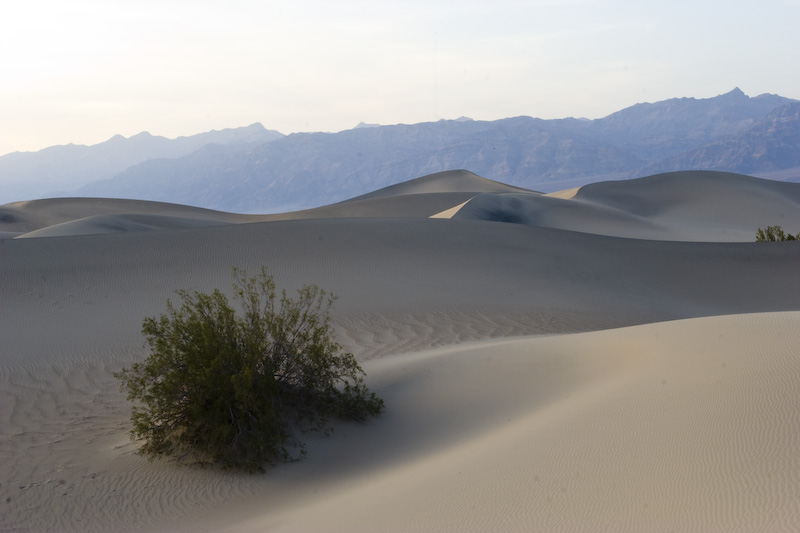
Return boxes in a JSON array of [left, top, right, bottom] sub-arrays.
[[115, 267, 383, 471]]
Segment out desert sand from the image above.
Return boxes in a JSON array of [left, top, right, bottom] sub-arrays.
[[1, 170, 799, 532]]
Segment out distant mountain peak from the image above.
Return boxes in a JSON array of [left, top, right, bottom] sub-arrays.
[[436, 116, 474, 124], [719, 87, 747, 99], [353, 122, 381, 129], [105, 131, 154, 144]]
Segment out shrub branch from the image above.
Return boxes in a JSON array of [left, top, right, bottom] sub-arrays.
[[115, 267, 383, 471]]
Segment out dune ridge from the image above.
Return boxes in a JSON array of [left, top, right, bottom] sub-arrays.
[[238, 312, 800, 532], [455, 171, 800, 241], [6, 170, 799, 241], [0, 196, 261, 237], [1, 170, 799, 531]]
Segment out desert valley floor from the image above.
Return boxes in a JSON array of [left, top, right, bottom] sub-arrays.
[[1, 170, 799, 532]]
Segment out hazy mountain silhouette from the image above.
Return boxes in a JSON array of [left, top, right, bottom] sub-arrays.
[[76, 116, 642, 212], [583, 87, 795, 160], [2, 89, 798, 211], [0, 124, 282, 204], [638, 102, 800, 176]]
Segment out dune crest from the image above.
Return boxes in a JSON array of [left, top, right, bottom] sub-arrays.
[[429, 197, 474, 219], [454, 171, 800, 241], [544, 186, 580, 199], [235, 312, 800, 532], [5, 170, 799, 242]]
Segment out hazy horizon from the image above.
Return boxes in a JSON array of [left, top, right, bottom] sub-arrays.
[[2, 0, 799, 155]]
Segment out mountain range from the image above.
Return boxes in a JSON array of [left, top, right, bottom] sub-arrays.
[[0, 124, 282, 205], [1, 88, 798, 212]]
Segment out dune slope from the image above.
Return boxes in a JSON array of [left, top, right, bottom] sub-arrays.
[[0, 170, 531, 237], [231, 312, 800, 532], [5, 170, 799, 241], [454, 171, 800, 241], [1, 170, 799, 531]]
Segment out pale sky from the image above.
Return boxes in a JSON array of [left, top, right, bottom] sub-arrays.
[[1, 0, 798, 155]]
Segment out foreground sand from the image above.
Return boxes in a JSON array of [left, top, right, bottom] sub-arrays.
[[1, 170, 799, 531], [227, 312, 800, 532]]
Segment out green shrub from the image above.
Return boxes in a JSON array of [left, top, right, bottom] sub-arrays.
[[114, 267, 383, 471], [756, 225, 799, 242]]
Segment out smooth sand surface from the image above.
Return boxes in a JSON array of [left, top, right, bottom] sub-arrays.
[[544, 186, 580, 199], [0, 197, 260, 237], [455, 171, 800, 241], [0, 170, 521, 238], [228, 312, 800, 533], [1, 170, 799, 531], [429, 198, 474, 218]]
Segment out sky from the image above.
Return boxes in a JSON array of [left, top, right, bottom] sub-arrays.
[[1, 0, 799, 155]]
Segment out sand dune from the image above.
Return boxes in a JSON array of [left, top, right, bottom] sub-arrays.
[[0, 170, 527, 237], [455, 171, 800, 241], [7, 170, 798, 241], [229, 312, 800, 532], [14, 213, 236, 238], [430, 197, 473, 218], [346, 169, 536, 200], [1, 170, 799, 531], [0, 197, 259, 238]]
